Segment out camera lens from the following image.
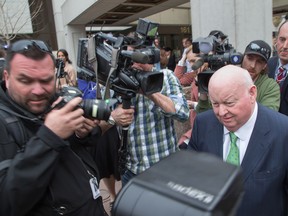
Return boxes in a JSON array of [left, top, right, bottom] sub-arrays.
[[82, 99, 111, 120]]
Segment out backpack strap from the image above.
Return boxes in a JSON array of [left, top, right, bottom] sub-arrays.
[[0, 104, 27, 150]]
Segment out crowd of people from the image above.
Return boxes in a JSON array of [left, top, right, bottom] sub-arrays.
[[0, 18, 288, 216]]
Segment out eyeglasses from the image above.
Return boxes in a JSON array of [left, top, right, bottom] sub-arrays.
[[8, 40, 52, 54], [248, 43, 270, 60]]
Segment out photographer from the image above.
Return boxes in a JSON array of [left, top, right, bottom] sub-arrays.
[[0, 40, 110, 216], [56, 49, 77, 90], [121, 55, 190, 186], [196, 40, 280, 113]]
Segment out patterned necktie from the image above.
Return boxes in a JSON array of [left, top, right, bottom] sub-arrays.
[[226, 132, 239, 166], [276, 66, 286, 84]]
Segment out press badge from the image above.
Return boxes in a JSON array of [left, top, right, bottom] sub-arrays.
[[89, 177, 100, 199]]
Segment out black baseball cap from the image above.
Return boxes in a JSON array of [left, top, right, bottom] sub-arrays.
[[244, 40, 271, 62]]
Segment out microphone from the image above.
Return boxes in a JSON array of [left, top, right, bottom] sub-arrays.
[[121, 50, 149, 64], [192, 59, 204, 70]]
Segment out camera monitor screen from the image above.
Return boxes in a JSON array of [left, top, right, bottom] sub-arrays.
[[136, 18, 158, 38]]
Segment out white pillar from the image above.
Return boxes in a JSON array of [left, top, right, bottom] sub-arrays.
[[63, 25, 86, 69], [51, 0, 66, 50], [51, 0, 86, 69], [190, 0, 273, 53]]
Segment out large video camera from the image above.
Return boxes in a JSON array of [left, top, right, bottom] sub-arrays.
[[192, 34, 243, 93], [77, 18, 163, 98]]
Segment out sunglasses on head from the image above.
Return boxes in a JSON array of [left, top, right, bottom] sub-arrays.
[[8, 40, 52, 54], [248, 43, 270, 59]]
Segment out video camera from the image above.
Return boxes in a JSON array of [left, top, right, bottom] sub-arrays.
[[77, 18, 163, 98], [192, 34, 243, 93]]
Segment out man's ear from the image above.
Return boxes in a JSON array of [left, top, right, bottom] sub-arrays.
[[249, 85, 257, 102], [3, 70, 9, 87]]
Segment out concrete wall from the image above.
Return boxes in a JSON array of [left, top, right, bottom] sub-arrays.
[[191, 0, 273, 53], [53, 0, 284, 66]]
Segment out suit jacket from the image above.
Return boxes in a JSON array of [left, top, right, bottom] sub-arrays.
[[188, 104, 288, 216], [268, 56, 288, 115]]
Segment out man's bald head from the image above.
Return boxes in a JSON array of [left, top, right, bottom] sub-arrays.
[[208, 65, 257, 132], [208, 65, 254, 93]]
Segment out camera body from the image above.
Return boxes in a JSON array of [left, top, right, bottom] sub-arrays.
[[77, 18, 163, 98], [192, 35, 243, 93], [58, 86, 112, 121]]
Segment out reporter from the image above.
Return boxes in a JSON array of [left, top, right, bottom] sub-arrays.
[[0, 40, 108, 216]]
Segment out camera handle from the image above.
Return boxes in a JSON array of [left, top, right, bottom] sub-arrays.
[[55, 66, 64, 91], [55, 67, 76, 92], [118, 96, 132, 175], [87, 36, 103, 100]]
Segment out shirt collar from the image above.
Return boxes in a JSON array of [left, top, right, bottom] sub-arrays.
[[224, 103, 258, 141], [278, 59, 288, 71]]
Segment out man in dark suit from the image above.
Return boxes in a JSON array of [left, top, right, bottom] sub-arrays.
[[188, 65, 288, 216], [268, 20, 288, 115]]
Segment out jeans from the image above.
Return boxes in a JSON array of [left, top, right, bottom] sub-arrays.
[[121, 169, 136, 187]]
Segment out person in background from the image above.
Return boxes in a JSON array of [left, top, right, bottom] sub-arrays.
[[181, 37, 193, 72], [56, 48, 77, 90], [159, 47, 168, 69], [153, 37, 160, 49], [268, 20, 288, 115], [175, 47, 208, 148], [188, 64, 288, 216], [153, 37, 161, 71], [272, 31, 278, 57], [163, 46, 176, 71], [174, 45, 197, 86]]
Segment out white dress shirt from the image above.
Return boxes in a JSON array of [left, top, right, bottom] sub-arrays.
[[223, 103, 258, 164]]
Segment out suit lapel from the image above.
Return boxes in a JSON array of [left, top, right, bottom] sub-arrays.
[[268, 56, 278, 78], [240, 105, 271, 182], [207, 119, 224, 157]]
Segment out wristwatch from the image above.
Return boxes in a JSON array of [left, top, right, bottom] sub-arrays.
[[107, 115, 116, 126]]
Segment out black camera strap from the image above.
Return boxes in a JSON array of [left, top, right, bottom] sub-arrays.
[[103, 45, 120, 99], [87, 35, 121, 100], [87, 36, 102, 100]]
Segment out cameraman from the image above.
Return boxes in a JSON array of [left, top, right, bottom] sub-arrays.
[[196, 40, 280, 113], [121, 55, 190, 186], [0, 40, 110, 216]]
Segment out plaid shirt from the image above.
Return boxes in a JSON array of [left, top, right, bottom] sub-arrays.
[[126, 68, 189, 174]]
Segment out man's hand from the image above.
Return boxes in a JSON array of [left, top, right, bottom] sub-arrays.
[[44, 97, 85, 139], [187, 100, 198, 109], [75, 118, 100, 138], [111, 104, 134, 126], [98, 104, 134, 135]]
